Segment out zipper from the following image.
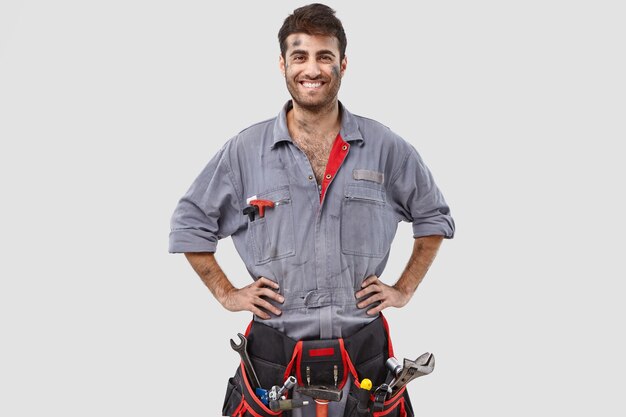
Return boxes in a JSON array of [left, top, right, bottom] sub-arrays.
[[274, 198, 291, 206], [345, 195, 382, 203]]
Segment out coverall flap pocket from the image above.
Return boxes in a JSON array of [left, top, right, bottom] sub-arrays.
[[341, 184, 391, 258], [249, 185, 296, 265], [344, 184, 386, 202]]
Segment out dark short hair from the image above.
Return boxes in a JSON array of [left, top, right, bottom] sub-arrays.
[[278, 3, 347, 60]]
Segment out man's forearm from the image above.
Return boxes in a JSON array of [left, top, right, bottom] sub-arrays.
[[184, 252, 234, 305], [184, 252, 283, 318], [393, 235, 444, 297]]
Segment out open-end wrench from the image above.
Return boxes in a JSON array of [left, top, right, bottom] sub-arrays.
[[230, 333, 262, 389]]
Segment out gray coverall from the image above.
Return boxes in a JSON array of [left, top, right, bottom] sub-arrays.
[[169, 100, 455, 416]]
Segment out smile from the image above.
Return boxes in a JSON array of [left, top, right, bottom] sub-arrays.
[[300, 81, 324, 89]]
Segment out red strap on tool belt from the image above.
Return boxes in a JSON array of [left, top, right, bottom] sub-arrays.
[[282, 338, 353, 391], [280, 314, 395, 391], [372, 392, 407, 417], [236, 364, 282, 417]]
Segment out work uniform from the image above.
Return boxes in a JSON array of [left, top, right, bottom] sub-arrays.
[[169, 101, 455, 416]]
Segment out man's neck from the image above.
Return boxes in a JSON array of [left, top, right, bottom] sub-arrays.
[[287, 100, 341, 139]]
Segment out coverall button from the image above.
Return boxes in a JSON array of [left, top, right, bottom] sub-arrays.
[[325, 174, 332, 180], [341, 145, 348, 151], [308, 175, 314, 180]]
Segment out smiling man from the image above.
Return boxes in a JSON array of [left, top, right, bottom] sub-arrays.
[[169, 4, 454, 417]]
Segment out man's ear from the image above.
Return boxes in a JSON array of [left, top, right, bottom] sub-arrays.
[[279, 54, 286, 75], [340, 55, 348, 76]]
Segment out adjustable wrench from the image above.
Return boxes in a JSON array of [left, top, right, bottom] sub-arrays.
[[389, 352, 435, 393], [373, 352, 436, 410], [230, 333, 262, 389]]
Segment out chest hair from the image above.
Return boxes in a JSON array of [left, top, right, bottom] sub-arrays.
[[292, 134, 336, 186]]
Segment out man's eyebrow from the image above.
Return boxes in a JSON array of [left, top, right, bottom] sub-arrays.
[[316, 50, 336, 57], [289, 49, 337, 57]]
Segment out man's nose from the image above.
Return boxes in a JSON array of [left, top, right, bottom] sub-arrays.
[[303, 60, 321, 78]]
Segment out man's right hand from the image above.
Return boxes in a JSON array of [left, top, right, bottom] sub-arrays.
[[184, 253, 283, 320], [221, 277, 284, 320]]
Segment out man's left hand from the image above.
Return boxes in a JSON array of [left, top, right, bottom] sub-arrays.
[[355, 275, 411, 315]]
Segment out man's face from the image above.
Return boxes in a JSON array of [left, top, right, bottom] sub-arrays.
[[279, 33, 347, 112]]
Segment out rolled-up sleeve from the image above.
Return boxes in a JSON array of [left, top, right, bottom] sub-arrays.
[[169, 144, 244, 253], [388, 147, 455, 239]]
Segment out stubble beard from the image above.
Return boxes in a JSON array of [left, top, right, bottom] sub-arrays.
[[284, 70, 341, 114]]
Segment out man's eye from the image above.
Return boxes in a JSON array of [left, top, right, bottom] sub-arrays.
[[320, 56, 332, 62], [293, 56, 305, 62]]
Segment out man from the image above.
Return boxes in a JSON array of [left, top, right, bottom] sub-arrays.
[[169, 4, 454, 416]]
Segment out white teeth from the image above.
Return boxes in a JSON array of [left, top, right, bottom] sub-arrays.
[[302, 82, 322, 88]]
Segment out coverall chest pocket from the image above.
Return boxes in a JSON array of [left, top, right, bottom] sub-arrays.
[[341, 184, 390, 258], [249, 185, 296, 265]]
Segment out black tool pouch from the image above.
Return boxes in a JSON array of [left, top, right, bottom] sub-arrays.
[[341, 317, 415, 417], [222, 322, 296, 417], [222, 365, 292, 417], [343, 383, 415, 417], [222, 316, 416, 417], [296, 339, 347, 389]]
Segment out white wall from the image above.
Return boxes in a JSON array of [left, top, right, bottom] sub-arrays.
[[1, 1, 624, 416]]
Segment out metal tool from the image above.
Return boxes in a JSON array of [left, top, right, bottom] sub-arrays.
[[269, 398, 310, 411], [297, 386, 343, 402], [256, 388, 270, 406], [373, 384, 390, 412], [297, 386, 343, 417], [277, 375, 297, 398], [268, 374, 306, 411], [388, 352, 435, 393], [274, 198, 291, 207], [373, 352, 436, 411], [269, 376, 297, 401], [385, 357, 403, 377], [230, 333, 261, 389]]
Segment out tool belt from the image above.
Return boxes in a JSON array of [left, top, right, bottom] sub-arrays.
[[222, 315, 414, 417]]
